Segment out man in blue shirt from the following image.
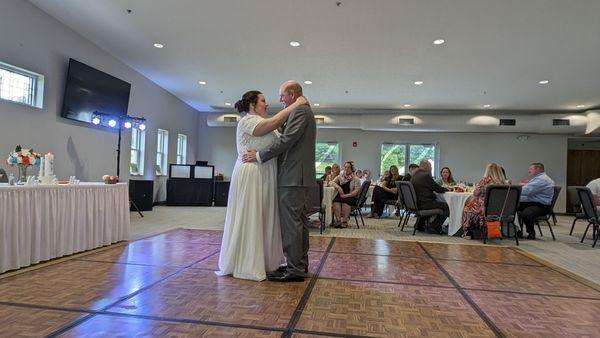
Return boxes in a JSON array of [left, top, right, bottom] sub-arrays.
[[518, 162, 555, 239]]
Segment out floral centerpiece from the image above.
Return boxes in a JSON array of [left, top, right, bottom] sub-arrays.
[[6, 145, 41, 182]]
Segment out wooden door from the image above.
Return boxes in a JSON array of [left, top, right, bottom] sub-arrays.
[[566, 150, 600, 212]]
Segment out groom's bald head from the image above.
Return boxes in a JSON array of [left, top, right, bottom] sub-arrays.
[[279, 80, 303, 108]]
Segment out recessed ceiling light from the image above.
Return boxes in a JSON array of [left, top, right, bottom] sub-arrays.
[[403, 104, 411, 107], [414, 81, 424, 85], [304, 80, 313, 85], [289, 41, 301, 47], [198, 81, 207, 85], [225, 102, 231, 106], [433, 39, 445, 45], [153, 43, 164, 49], [576, 104, 585, 108], [483, 104, 491, 108], [313, 103, 320, 107], [538, 80, 549, 85]]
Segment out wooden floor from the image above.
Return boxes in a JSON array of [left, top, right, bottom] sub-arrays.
[[1, 229, 600, 337]]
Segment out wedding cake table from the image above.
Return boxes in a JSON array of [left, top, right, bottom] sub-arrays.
[[0, 182, 130, 273]]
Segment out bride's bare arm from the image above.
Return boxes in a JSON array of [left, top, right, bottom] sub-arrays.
[[252, 96, 308, 136]]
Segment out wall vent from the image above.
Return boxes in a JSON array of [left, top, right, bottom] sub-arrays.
[[398, 118, 415, 125], [223, 116, 238, 123], [315, 117, 325, 124], [552, 119, 570, 126], [499, 119, 516, 126]]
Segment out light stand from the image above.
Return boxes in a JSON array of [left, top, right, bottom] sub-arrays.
[[91, 111, 147, 217]]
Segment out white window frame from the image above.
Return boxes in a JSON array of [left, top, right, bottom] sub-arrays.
[[0, 61, 44, 108], [315, 141, 341, 178], [130, 128, 145, 176], [380, 142, 438, 177], [176, 133, 187, 165], [156, 129, 169, 176]]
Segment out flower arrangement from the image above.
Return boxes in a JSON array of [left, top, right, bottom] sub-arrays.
[[6, 145, 41, 181]]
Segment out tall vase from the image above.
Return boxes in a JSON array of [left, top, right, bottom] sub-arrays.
[[17, 165, 28, 184]]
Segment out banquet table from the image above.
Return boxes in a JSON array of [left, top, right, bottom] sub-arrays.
[[0, 182, 131, 273], [436, 191, 473, 236], [322, 185, 374, 227]]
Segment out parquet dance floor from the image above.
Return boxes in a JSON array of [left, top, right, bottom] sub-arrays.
[[1, 229, 600, 337]]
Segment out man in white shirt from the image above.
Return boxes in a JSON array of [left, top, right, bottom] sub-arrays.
[[586, 178, 600, 211]]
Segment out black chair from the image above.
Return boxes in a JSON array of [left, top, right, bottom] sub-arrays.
[[531, 186, 561, 241], [349, 180, 371, 229], [577, 187, 600, 247], [484, 185, 522, 245], [397, 181, 443, 235], [567, 186, 588, 236], [394, 180, 412, 230], [306, 179, 325, 234]]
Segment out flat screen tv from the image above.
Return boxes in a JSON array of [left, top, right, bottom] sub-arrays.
[[61, 58, 131, 126]]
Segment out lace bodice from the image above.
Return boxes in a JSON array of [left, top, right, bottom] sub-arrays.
[[236, 114, 278, 157]]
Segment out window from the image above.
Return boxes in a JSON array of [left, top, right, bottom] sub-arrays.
[[380, 143, 437, 176], [0, 61, 44, 108], [409, 144, 436, 176], [176, 134, 187, 164], [380, 143, 406, 176], [315, 142, 340, 178], [130, 128, 145, 175], [156, 129, 169, 176]]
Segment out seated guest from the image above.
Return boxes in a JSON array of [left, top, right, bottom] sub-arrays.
[[436, 167, 456, 188], [0, 168, 7, 183], [325, 163, 340, 186], [355, 169, 363, 180], [518, 162, 554, 240], [402, 163, 420, 181], [331, 161, 361, 228], [411, 160, 449, 233], [586, 177, 600, 212], [377, 170, 390, 186], [371, 165, 400, 218], [461, 163, 507, 236], [361, 170, 371, 185], [320, 166, 332, 182]]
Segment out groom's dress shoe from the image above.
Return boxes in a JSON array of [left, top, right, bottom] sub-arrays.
[[268, 272, 304, 282], [274, 265, 308, 273]]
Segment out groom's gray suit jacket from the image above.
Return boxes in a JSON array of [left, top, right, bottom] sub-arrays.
[[259, 103, 316, 187]]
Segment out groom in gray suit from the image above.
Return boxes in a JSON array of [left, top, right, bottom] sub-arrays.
[[243, 80, 316, 282]]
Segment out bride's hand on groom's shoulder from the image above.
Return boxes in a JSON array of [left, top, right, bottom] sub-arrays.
[[296, 96, 308, 106]]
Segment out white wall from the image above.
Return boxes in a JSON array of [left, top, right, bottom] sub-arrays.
[[197, 116, 568, 211], [0, 0, 198, 201]]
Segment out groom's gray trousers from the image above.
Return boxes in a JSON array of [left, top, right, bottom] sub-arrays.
[[278, 187, 310, 276]]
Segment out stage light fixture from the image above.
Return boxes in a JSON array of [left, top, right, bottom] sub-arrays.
[[92, 117, 100, 125], [138, 123, 146, 131], [124, 121, 132, 129], [108, 119, 117, 128]]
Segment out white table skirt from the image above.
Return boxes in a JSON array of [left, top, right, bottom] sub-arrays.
[[0, 183, 131, 273], [322, 185, 374, 227], [436, 192, 472, 236], [323, 186, 337, 226]]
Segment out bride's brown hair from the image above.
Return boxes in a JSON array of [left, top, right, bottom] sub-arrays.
[[234, 90, 262, 113]]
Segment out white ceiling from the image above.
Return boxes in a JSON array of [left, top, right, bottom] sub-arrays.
[[30, 0, 600, 114]]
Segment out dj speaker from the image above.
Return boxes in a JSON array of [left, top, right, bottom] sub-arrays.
[[129, 180, 154, 211]]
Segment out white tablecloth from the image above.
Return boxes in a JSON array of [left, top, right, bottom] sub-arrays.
[[322, 185, 374, 227], [0, 183, 131, 273], [437, 192, 472, 236], [323, 186, 337, 226]]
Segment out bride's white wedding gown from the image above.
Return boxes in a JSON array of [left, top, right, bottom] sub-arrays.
[[216, 114, 286, 281]]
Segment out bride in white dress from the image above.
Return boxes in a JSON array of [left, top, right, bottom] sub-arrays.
[[216, 90, 307, 281]]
